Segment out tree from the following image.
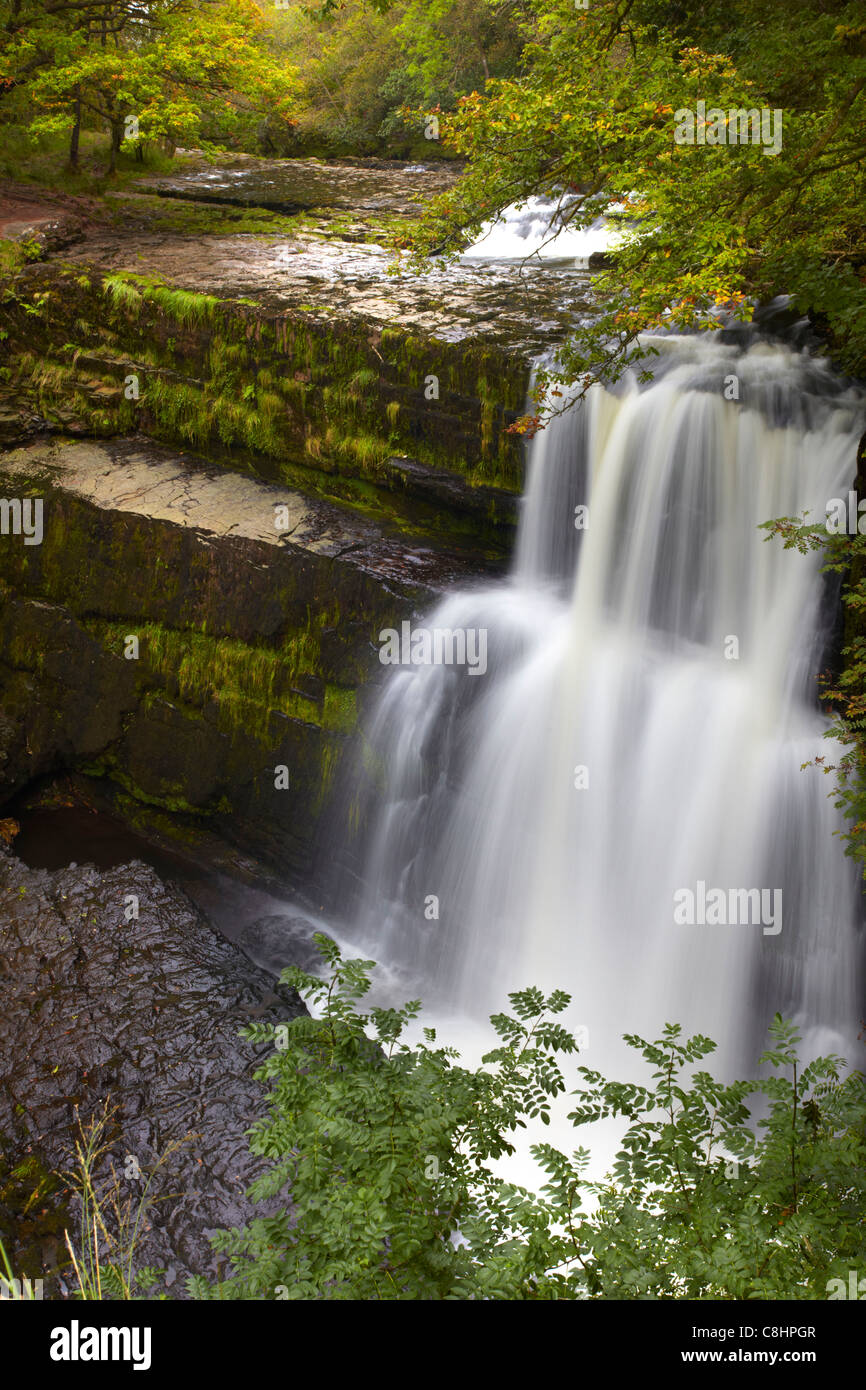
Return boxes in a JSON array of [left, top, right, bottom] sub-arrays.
[[394, 0, 866, 426], [189, 937, 866, 1300], [0, 0, 299, 172], [265, 0, 522, 156]]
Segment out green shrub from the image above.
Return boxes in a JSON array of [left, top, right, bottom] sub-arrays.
[[190, 937, 866, 1301]]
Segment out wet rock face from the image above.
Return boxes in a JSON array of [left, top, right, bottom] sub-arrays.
[[236, 913, 325, 977], [0, 180, 96, 250], [57, 227, 591, 358], [0, 157, 528, 879], [1, 213, 84, 255], [3, 157, 548, 530], [133, 155, 461, 219], [0, 436, 474, 877], [0, 846, 303, 1295]]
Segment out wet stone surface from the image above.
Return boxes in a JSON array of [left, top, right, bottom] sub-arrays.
[[133, 154, 460, 218], [0, 846, 303, 1296], [0, 435, 503, 589], [60, 226, 594, 355], [235, 913, 327, 978]]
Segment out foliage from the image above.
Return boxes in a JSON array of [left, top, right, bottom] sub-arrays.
[[0, 0, 522, 163], [0, 123, 177, 192], [0, 0, 299, 171], [189, 937, 866, 1300], [0, 234, 42, 280], [395, 0, 866, 424], [266, 0, 522, 155]]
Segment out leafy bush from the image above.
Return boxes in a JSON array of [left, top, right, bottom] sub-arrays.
[[190, 936, 866, 1300]]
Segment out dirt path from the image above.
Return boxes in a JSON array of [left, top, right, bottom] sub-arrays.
[[0, 181, 101, 242]]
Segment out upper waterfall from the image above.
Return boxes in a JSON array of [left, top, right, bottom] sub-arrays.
[[460, 194, 626, 268]]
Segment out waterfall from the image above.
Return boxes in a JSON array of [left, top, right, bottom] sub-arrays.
[[337, 328, 865, 1080], [458, 194, 625, 268]]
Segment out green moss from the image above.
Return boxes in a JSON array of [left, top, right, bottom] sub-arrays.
[[313, 738, 343, 815], [323, 684, 357, 733], [10, 349, 139, 435], [257, 389, 284, 419], [81, 617, 360, 743], [90, 756, 220, 818], [4, 630, 46, 674], [331, 430, 390, 470], [110, 790, 211, 847], [145, 377, 211, 449], [104, 193, 304, 240], [209, 339, 248, 375], [4, 259, 526, 539], [211, 393, 255, 451], [101, 272, 220, 326]]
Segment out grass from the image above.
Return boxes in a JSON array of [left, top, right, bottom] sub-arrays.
[[102, 274, 144, 312], [0, 1103, 187, 1301], [102, 273, 221, 326], [0, 125, 180, 196], [0, 1235, 41, 1299], [61, 1102, 189, 1300], [145, 283, 221, 326]]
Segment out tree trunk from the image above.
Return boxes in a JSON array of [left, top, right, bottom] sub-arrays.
[[108, 118, 122, 175], [68, 87, 81, 171]]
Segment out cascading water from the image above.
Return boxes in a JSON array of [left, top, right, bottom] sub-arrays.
[[459, 194, 625, 268], [337, 328, 865, 1085]]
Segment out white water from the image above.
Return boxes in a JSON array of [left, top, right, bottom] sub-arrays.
[[459, 194, 626, 268], [339, 331, 865, 1098]]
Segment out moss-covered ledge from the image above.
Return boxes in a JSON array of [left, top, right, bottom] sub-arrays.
[[2, 260, 526, 544]]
